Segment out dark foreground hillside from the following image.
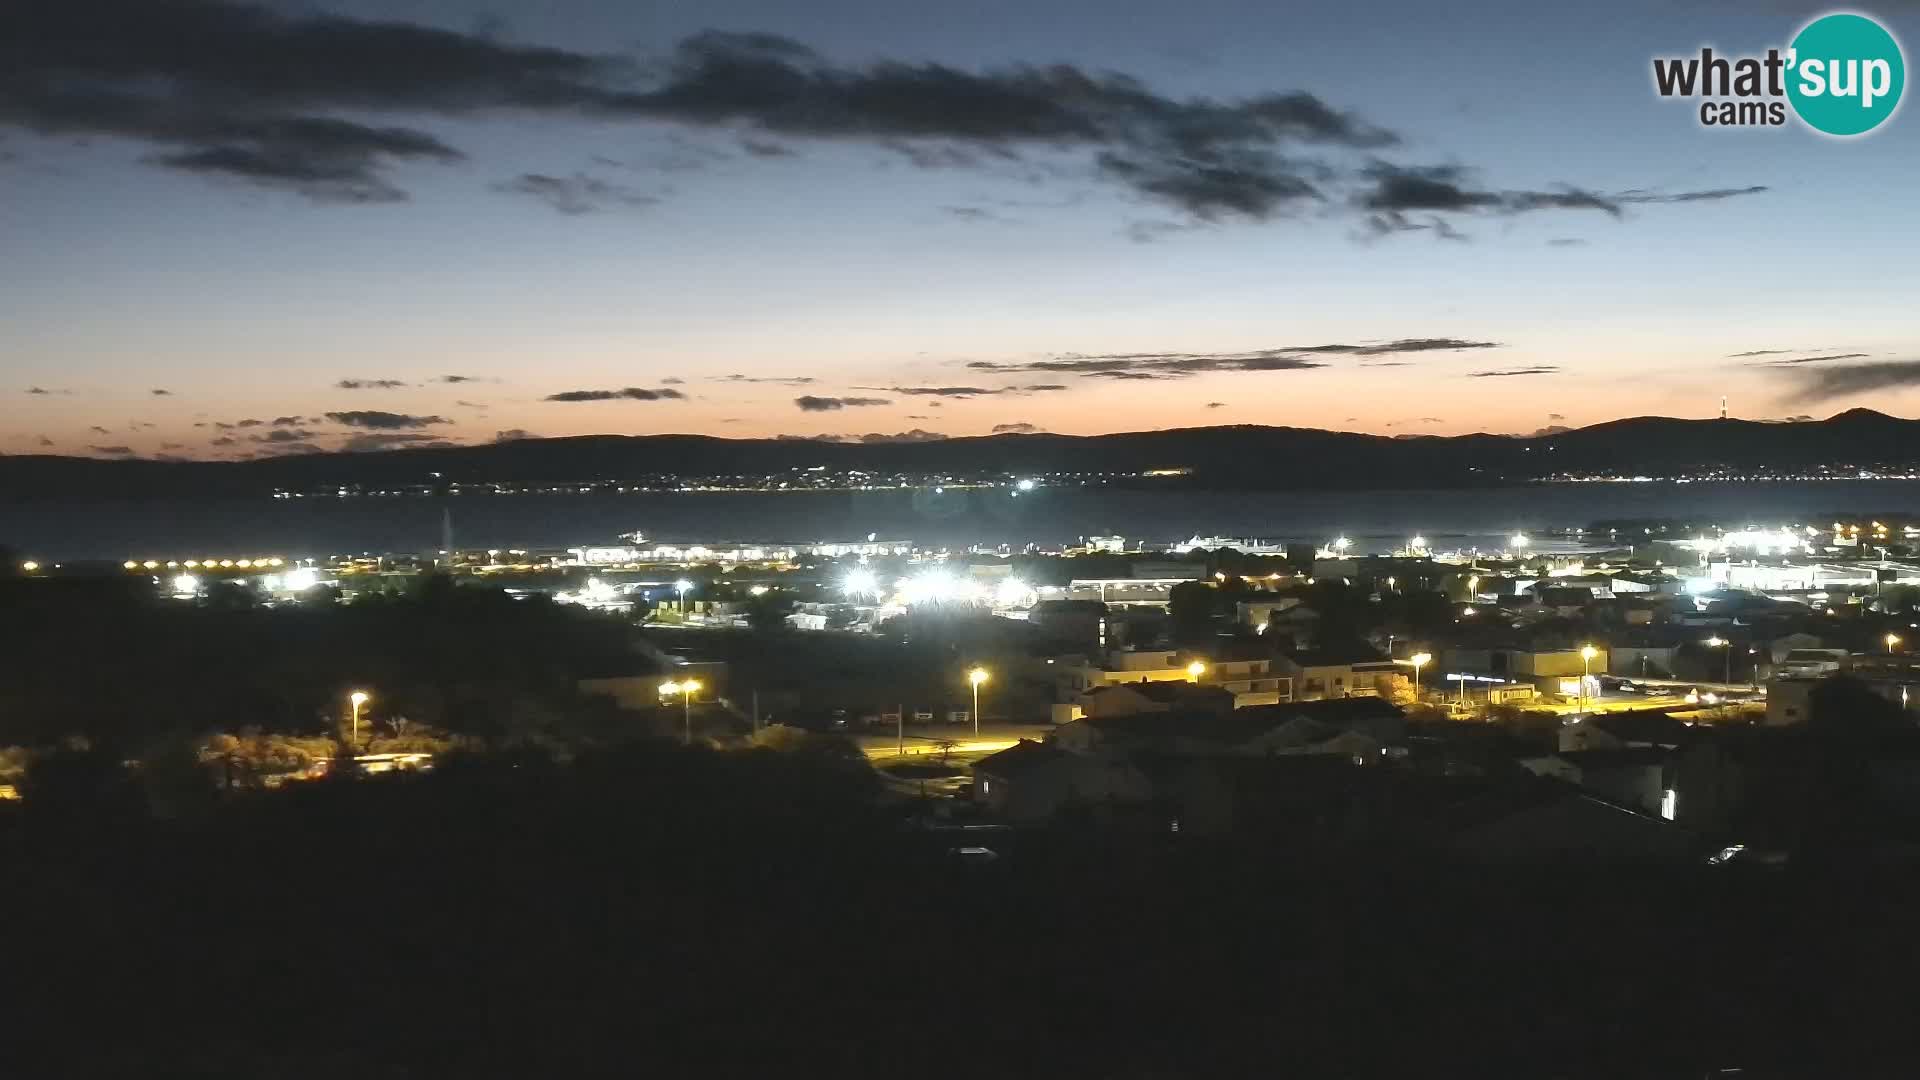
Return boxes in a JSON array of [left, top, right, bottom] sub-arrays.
[[4, 745, 1918, 1078]]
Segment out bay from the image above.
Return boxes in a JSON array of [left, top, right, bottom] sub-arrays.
[[4, 480, 1919, 562]]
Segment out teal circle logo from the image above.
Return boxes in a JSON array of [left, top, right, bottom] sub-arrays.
[[1787, 13, 1905, 136]]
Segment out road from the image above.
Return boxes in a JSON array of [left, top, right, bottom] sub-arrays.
[[854, 723, 1052, 760]]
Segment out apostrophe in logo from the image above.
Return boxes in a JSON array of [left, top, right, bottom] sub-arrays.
[[1652, 10, 1905, 136], [1786, 12, 1905, 135]]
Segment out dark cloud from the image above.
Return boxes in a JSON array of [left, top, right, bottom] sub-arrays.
[[1547, 237, 1589, 247], [494, 172, 660, 214], [0, 1, 599, 201], [859, 429, 947, 443], [235, 418, 264, 428], [1361, 211, 1467, 241], [716, 374, 817, 385], [1019, 383, 1069, 392], [992, 422, 1043, 434], [1, 7, 1396, 217], [795, 395, 891, 411], [0, 6, 1759, 232], [1527, 425, 1574, 437], [36, 435, 55, 447], [1729, 348, 1817, 358], [89, 445, 136, 456], [1355, 163, 1765, 229], [966, 338, 1497, 379], [324, 410, 451, 429], [209, 436, 237, 447], [340, 432, 459, 453], [1752, 353, 1871, 367], [436, 374, 480, 383], [455, 400, 485, 409], [493, 428, 537, 442], [90, 425, 111, 435], [249, 428, 315, 444], [860, 385, 1003, 397], [150, 388, 172, 396], [250, 442, 326, 458], [1548, 413, 1566, 421], [271, 415, 306, 426], [661, 377, 685, 384], [335, 378, 409, 390], [25, 386, 63, 395], [1205, 401, 1227, 408], [543, 387, 686, 402], [159, 442, 186, 450], [1789, 360, 1920, 403], [1467, 366, 1560, 378], [1618, 186, 1768, 205]]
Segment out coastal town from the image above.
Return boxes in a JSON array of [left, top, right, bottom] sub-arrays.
[[14, 513, 1920, 865]]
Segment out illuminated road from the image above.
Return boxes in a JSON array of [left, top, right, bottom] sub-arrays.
[[854, 725, 1049, 760]]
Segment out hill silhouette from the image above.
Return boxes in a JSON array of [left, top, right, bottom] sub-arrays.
[[2, 411, 1914, 498]]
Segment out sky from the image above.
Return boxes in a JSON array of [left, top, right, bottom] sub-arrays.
[[3, 0, 1919, 460]]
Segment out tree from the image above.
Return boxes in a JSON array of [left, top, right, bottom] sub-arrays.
[[1168, 581, 1217, 640], [745, 591, 797, 634]]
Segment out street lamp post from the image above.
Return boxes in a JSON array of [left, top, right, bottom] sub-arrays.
[[1186, 660, 1207, 683], [968, 667, 989, 737], [660, 679, 702, 744], [1888, 633, 1903, 655], [1579, 645, 1598, 715], [1706, 636, 1732, 685], [674, 578, 693, 613], [1409, 652, 1431, 701], [349, 690, 370, 748]]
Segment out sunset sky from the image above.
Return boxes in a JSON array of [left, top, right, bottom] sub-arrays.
[[4, 0, 1918, 460]]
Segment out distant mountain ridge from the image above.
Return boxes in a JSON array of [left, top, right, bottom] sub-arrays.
[[3, 410, 1915, 498]]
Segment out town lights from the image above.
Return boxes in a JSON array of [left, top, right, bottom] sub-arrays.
[[748, 584, 769, 597], [1580, 645, 1598, 714], [1888, 633, 1903, 654], [1409, 652, 1432, 696], [660, 678, 702, 744], [1706, 636, 1733, 684], [967, 667, 989, 736], [994, 577, 1034, 608], [171, 573, 200, 597], [349, 690, 371, 746], [841, 567, 880, 599], [1509, 533, 1530, 551]]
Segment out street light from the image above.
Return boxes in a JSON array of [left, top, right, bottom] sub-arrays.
[[1186, 660, 1207, 682], [1580, 645, 1598, 715], [1409, 652, 1431, 699], [968, 667, 989, 737], [1888, 633, 1903, 655], [674, 578, 694, 612], [1706, 636, 1732, 684], [660, 678, 702, 744], [349, 690, 370, 747]]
